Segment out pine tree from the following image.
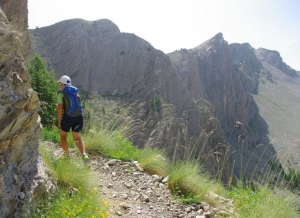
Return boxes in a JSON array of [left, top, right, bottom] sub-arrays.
[[27, 54, 58, 127]]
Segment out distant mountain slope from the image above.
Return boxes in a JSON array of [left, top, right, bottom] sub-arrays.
[[230, 44, 300, 171], [256, 48, 298, 77], [254, 48, 300, 169]]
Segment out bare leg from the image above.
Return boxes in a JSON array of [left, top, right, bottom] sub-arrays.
[[72, 131, 86, 154], [60, 130, 69, 154]]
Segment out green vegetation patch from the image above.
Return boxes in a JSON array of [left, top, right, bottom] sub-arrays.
[[27, 54, 58, 128], [31, 143, 109, 218], [229, 182, 298, 218]]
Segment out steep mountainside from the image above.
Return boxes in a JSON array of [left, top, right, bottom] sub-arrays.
[[253, 48, 300, 169], [229, 44, 300, 171], [30, 18, 300, 181], [30, 19, 231, 181], [170, 34, 256, 133], [169, 34, 279, 178]]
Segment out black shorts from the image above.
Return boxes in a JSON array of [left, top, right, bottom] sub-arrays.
[[60, 114, 83, 132]]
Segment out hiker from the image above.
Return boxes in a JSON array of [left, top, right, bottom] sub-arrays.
[[57, 75, 89, 163]]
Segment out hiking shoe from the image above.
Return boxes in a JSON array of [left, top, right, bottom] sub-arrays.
[[82, 154, 90, 164], [59, 154, 70, 162]]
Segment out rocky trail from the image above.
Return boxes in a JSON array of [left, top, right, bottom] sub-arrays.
[[47, 143, 234, 218]]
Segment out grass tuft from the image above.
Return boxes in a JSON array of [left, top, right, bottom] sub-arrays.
[[228, 182, 298, 218], [167, 160, 224, 205], [137, 147, 169, 176], [84, 129, 141, 161]]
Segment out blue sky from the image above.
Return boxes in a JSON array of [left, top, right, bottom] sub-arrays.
[[28, 0, 300, 70]]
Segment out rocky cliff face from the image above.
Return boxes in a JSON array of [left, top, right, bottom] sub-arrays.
[[228, 43, 262, 93], [30, 19, 231, 181], [169, 33, 257, 134], [168, 34, 278, 178], [0, 0, 31, 60], [0, 1, 52, 217]]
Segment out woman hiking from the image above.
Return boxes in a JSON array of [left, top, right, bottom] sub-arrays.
[[57, 75, 90, 163]]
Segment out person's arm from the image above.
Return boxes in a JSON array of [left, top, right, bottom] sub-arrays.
[[57, 91, 64, 128], [57, 104, 63, 128]]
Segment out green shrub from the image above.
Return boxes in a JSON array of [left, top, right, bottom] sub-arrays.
[[149, 93, 161, 112], [27, 54, 58, 128]]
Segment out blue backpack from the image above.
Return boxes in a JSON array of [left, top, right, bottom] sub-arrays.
[[58, 85, 83, 117]]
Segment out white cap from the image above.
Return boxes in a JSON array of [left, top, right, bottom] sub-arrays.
[[58, 75, 71, 85]]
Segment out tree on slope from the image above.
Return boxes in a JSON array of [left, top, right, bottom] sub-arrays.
[[27, 54, 58, 127]]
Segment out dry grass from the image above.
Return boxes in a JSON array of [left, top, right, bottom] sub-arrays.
[[137, 147, 169, 176]]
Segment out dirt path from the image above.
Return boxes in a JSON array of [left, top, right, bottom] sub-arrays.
[[89, 155, 234, 218]]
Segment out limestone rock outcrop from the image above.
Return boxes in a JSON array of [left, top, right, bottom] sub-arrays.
[[0, 1, 52, 217]]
